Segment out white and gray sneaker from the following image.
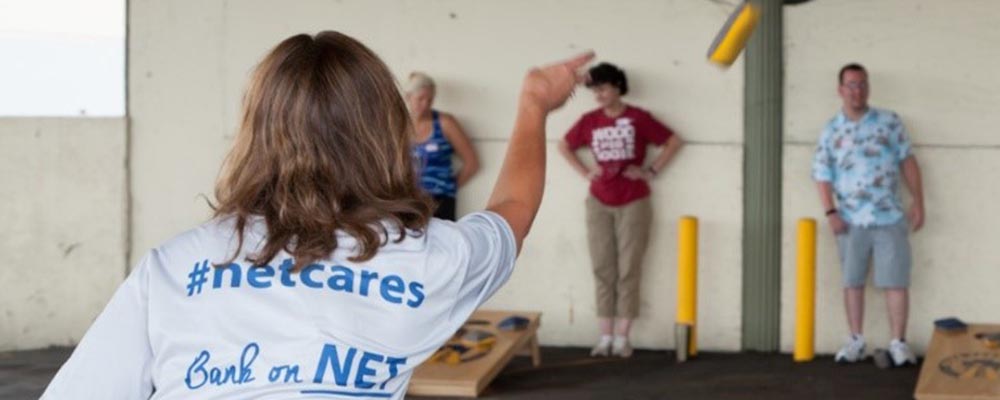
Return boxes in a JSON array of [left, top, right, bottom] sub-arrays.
[[611, 336, 633, 358], [590, 335, 613, 357], [834, 334, 866, 363], [888, 339, 917, 367]]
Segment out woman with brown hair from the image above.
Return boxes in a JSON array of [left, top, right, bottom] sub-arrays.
[[42, 31, 592, 399]]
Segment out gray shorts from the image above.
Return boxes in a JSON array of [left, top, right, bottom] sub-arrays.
[[836, 220, 912, 288]]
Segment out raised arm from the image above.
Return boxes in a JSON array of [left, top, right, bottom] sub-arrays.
[[486, 51, 595, 252]]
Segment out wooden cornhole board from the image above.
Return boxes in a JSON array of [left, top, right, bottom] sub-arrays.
[[915, 323, 1000, 399], [407, 310, 541, 397]]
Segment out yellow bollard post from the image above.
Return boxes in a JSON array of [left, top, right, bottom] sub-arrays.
[[794, 218, 817, 362], [676, 216, 699, 360]]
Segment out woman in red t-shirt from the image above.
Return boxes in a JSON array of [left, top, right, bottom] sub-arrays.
[[558, 62, 684, 358]]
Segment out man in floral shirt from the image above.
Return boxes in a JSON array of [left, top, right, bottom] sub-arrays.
[[812, 63, 925, 367]]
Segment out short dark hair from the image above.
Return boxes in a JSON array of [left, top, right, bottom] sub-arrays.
[[586, 62, 628, 95], [838, 63, 867, 84]]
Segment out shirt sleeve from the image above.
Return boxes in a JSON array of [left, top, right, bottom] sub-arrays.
[[636, 110, 674, 145], [889, 113, 913, 162], [563, 115, 589, 150], [448, 211, 517, 320], [41, 253, 155, 400], [812, 126, 835, 182]]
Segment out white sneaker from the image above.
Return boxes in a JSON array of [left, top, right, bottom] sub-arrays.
[[590, 335, 612, 357], [834, 335, 866, 363], [611, 336, 633, 358], [888, 339, 917, 367]]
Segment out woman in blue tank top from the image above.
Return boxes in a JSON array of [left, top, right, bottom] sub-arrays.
[[406, 72, 480, 221]]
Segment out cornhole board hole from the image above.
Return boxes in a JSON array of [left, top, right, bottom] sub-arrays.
[[915, 323, 1000, 399], [407, 310, 541, 397]]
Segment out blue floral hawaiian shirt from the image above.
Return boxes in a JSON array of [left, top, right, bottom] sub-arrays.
[[812, 107, 912, 227]]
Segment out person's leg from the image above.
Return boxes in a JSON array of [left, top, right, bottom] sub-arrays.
[[598, 318, 614, 336], [586, 197, 618, 356], [845, 287, 865, 337], [432, 195, 457, 221], [885, 289, 908, 340], [613, 318, 632, 337], [836, 225, 873, 362], [839, 225, 871, 336], [874, 220, 913, 339], [611, 198, 652, 357], [885, 289, 915, 366], [874, 220, 915, 365]]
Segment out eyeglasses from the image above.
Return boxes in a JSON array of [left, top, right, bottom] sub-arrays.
[[842, 82, 869, 90]]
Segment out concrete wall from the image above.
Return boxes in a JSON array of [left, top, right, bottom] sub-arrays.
[[126, 0, 1000, 354], [128, 0, 745, 350], [0, 118, 126, 351], [781, 0, 1000, 354]]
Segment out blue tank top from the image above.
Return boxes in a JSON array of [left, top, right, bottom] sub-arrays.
[[413, 111, 456, 197]]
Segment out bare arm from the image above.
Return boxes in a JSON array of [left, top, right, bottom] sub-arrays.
[[816, 181, 837, 212], [439, 114, 480, 187], [557, 139, 595, 179], [901, 155, 925, 231], [816, 181, 847, 234], [486, 52, 594, 252], [649, 134, 683, 173], [623, 134, 683, 181]]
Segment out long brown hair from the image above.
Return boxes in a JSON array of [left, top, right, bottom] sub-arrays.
[[214, 31, 434, 270]]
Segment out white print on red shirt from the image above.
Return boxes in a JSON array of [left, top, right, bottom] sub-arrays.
[[591, 118, 636, 162]]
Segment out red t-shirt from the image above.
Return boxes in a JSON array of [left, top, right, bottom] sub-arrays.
[[564, 105, 674, 206]]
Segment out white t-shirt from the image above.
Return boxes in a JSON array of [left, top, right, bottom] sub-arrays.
[[42, 211, 517, 400]]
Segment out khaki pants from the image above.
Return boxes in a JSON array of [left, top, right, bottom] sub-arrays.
[[586, 196, 652, 319]]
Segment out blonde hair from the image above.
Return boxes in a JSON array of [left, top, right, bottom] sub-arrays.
[[404, 72, 435, 95]]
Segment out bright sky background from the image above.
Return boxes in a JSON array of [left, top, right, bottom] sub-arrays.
[[0, 0, 125, 116]]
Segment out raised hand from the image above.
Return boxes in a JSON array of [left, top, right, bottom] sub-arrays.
[[519, 51, 595, 114]]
